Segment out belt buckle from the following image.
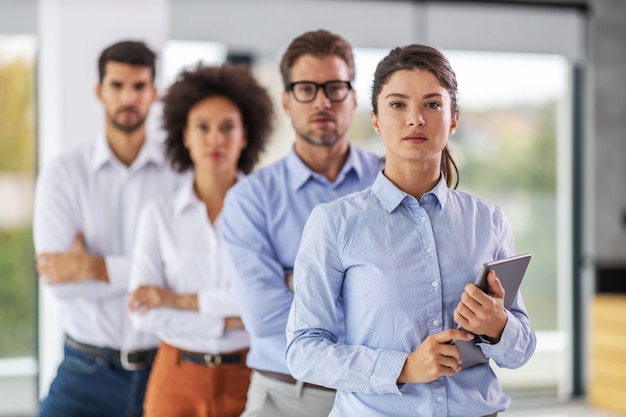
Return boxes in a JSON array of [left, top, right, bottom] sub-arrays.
[[204, 353, 222, 366], [120, 350, 147, 371]]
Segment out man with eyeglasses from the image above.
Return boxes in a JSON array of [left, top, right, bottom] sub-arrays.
[[222, 29, 382, 417]]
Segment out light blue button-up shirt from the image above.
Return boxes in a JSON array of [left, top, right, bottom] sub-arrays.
[[286, 172, 536, 417], [222, 145, 382, 375]]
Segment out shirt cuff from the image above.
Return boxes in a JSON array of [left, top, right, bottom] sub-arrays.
[[369, 350, 410, 395], [478, 310, 517, 355]]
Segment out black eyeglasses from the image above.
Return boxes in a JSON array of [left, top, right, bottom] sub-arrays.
[[287, 80, 353, 103]]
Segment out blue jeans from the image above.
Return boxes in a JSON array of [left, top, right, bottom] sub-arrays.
[[38, 343, 152, 417]]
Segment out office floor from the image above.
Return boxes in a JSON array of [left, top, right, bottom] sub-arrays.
[[7, 399, 626, 417], [2, 384, 624, 417], [4, 401, 626, 417], [505, 397, 625, 416]]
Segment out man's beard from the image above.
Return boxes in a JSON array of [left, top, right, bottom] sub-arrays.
[[299, 132, 339, 147], [299, 130, 341, 147], [109, 108, 146, 134]]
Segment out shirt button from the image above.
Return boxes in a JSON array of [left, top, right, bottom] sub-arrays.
[[432, 281, 438, 287], [433, 320, 439, 326], [426, 247, 433, 254], [437, 395, 443, 402], [420, 217, 426, 223]]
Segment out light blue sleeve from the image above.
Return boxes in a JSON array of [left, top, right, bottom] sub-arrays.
[[285, 204, 408, 395], [480, 207, 536, 368], [222, 181, 294, 339]]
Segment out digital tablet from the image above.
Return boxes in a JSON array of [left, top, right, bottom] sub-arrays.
[[454, 253, 532, 369], [472, 253, 532, 310]]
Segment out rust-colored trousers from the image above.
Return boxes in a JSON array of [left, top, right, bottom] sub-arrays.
[[143, 341, 251, 417]]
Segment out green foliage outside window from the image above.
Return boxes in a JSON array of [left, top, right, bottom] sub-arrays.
[[454, 102, 559, 331], [0, 227, 35, 356], [0, 59, 34, 173], [0, 53, 36, 358]]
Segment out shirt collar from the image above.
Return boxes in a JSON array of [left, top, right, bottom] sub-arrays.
[[174, 170, 246, 217], [372, 171, 449, 212], [90, 133, 115, 171], [90, 133, 166, 173], [428, 174, 450, 209], [134, 138, 167, 170], [174, 171, 199, 216], [285, 144, 366, 191]]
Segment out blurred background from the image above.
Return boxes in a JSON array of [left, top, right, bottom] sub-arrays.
[[0, 0, 625, 415]]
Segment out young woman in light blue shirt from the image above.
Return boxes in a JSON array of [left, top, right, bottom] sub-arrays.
[[285, 44, 536, 417]]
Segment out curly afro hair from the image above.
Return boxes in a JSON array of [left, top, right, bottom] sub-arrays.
[[162, 64, 274, 174]]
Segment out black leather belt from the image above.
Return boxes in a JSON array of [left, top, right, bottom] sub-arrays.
[[256, 370, 335, 391], [65, 335, 157, 371], [181, 351, 243, 366]]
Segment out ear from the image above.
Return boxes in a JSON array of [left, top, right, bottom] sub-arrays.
[[182, 127, 189, 149], [95, 83, 103, 102], [449, 111, 459, 136], [371, 110, 380, 134], [281, 91, 291, 117], [240, 128, 249, 150], [149, 86, 158, 104]]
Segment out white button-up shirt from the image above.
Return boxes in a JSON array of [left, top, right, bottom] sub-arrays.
[[33, 134, 182, 350], [129, 173, 248, 353]]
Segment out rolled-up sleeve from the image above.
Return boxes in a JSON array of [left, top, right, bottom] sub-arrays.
[[34, 158, 125, 300]]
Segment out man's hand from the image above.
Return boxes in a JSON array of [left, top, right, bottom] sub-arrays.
[[36, 233, 107, 284], [397, 329, 474, 384], [454, 270, 508, 343], [128, 286, 198, 314]]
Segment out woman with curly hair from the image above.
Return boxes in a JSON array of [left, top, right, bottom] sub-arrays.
[[128, 64, 274, 417]]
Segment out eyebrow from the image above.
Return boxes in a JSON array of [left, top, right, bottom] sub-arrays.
[[107, 78, 150, 85], [383, 92, 446, 100], [191, 114, 238, 122]]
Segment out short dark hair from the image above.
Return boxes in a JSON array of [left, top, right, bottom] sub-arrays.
[[98, 40, 157, 84], [279, 29, 355, 87], [162, 64, 274, 174], [371, 44, 460, 188]]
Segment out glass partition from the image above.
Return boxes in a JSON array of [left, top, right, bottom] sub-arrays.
[[0, 33, 38, 416]]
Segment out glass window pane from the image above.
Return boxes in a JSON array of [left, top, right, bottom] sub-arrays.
[[0, 34, 36, 359], [0, 33, 38, 417], [449, 51, 568, 334], [162, 39, 227, 87]]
